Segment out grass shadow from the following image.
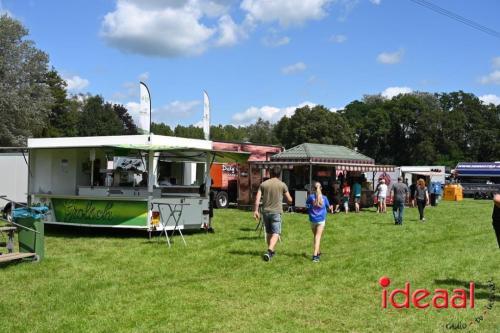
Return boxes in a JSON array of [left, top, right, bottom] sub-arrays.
[[45, 224, 208, 240], [434, 278, 498, 302], [228, 249, 309, 259], [45, 225, 147, 239], [236, 236, 262, 241]]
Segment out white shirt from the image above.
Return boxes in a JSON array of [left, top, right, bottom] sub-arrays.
[[378, 184, 388, 197]]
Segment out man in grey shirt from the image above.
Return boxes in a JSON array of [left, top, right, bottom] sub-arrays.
[[391, 176, 409, 225], [254, 166, 293, 261]]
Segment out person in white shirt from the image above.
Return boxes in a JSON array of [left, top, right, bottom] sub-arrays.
[[376, 179, 388, 213]]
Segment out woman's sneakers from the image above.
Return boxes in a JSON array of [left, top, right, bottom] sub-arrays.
[[312, 253, 321, 263], [263, 249, 275, 261]]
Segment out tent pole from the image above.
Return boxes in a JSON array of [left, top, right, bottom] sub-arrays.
[[309, 163, 313, 193]]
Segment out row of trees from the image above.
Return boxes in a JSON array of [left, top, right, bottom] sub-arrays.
[[1, 15, 499, 167], [163, 91, 500, 167], [0, 15, 137, 145]]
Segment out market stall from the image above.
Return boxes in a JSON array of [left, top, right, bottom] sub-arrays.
[[251, 143, 394, 208], [27, 134, 245, 232]]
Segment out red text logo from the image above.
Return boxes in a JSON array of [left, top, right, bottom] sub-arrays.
[[379, 276, 475, 309]]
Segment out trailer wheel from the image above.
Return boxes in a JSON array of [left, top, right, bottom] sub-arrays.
[[215, 191, 229, 209]]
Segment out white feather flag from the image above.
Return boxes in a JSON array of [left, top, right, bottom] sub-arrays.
[[139, 82, 151, 134], [203, 91, 210, 140]]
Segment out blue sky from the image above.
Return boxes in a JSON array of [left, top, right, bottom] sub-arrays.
[[2, 0, 499, 127]]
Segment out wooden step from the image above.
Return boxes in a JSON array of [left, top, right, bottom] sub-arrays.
[[0, 252, 36, 263]]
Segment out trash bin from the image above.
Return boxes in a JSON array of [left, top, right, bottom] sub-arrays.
[[13, 206, 48, 261]]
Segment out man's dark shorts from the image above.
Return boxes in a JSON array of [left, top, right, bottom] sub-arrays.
[[263, 213, 282, 234]]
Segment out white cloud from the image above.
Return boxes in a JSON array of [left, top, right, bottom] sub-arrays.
[[0, 0, 13, 17], [492, 56, 500, 69], [262, 34, 290, 47], [101, 0, 370, 57], [64, 75, 90, 92], [112, 74, 154, 101], [377, 49, 404, 64], [479, 94, 500, 106], [193, 120, 204, 128], [329, 34, 347, 43], [101, 0, 217, 57], [138, 72, 149, 81], [369, 0, 381, 5], [216, 15, 244, 46], [479, 70, 500, 85], [381, 86, 412, 99], [232, 101, 316, 125], [281, 62, 307, 75], [330, 106, 343, 112], [153, 100, 201, 123], [241, 0, 332, 27], [124, 99, 201, 125]]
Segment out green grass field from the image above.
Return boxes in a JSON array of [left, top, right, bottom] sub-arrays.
[[1, 199, 499, 332]]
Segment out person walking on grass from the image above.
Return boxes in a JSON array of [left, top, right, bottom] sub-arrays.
[[376, 178, 388, 213], [409, 181, 416, 208], [328, 181, 341, 213], [254, 166, 293, 262], [342, 181, 351, 214], [306, 182, 334, 263], [391, 176, 409, 225], [493, 193, 500, 250], [415, 178, 430, 222], [353, 180, 362, 213]]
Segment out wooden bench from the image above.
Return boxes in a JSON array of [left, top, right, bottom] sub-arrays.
[[0, 252, 37, 263]]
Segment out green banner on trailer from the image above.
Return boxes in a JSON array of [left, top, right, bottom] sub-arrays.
[[51, 198, 148, 226]]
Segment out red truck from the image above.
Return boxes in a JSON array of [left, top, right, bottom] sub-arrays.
[[210, 141, 283, 208]]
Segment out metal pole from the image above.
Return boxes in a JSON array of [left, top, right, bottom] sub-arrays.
[[91, 159, 94, 188], [309, 163, 313, 193], [148, 151, 155, 194]]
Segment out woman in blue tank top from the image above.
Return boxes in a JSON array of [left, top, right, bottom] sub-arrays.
[[306, 182, 333, 262]]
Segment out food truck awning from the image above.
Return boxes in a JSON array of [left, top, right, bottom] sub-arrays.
[[400, 166, 444, 177], [28, 135, 212, 151], [403, 171, 443, 176], [251, 161, 394, 172], [253, 143, 394, 171], [27, 135, 250, 164], [455, 162, 500, 177]]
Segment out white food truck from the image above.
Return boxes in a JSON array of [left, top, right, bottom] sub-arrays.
[[27, 134, 245, 233]]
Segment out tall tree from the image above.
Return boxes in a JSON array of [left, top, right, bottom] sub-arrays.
[[174, 125, 204, 139], [0, 15, 53, 145], [275, 105, 354, 148], [78, 95, 123, 136], [210, 124, 248, 142], [246, 118, 278, 144], [44, 69, 77, 137], [113, 104, 138, 135], [341, 98, 391, 164], [151, 122, 173, 136]]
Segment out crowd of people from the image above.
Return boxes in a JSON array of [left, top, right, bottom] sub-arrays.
[[254, 167, 452, 262], [253, 167, 500, 263]]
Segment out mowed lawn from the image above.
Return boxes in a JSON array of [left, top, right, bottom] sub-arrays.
[[1, 199, 499, 333]]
